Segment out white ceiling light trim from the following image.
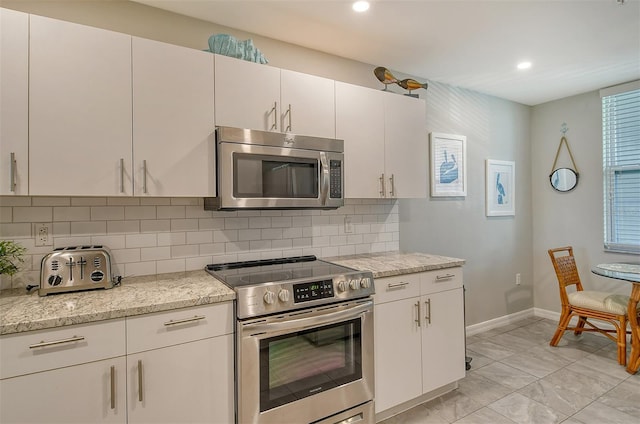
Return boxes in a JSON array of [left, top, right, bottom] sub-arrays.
[[352, 1, 370, 13]]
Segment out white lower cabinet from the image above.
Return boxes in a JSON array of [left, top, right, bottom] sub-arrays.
[[0, 302, 234, 424], [374, 268, 465, 414]]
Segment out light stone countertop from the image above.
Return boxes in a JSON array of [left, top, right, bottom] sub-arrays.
[[324, 251, 465, 278], [0, 270, 235, 335], [0, 251, 464, 335]]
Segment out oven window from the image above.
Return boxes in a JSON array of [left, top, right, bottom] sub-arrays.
[[259, 318, 362, 412], [234, 154, 318, 198]]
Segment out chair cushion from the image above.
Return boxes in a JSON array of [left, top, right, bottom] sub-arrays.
[[568, 291, 631, 315]]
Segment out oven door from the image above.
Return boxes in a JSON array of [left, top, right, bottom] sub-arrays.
[[217, 142, 343, 210], [237, 299, 374, 424]]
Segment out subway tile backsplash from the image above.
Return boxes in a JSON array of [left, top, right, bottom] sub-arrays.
[[0, 197, 399, 290]]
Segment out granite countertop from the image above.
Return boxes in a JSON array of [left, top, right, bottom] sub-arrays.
[[0, 251, 464, 336], [0, 270, 234, 336], [324, 251, 465, 278]]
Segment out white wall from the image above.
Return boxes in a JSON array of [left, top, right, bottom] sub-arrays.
[[400, 83, 533, 326], [531, 91, 638, 313]]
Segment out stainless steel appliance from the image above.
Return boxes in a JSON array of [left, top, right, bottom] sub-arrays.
[[39, 246, 118, 296], [204, 126, 344, 210], [206, 256, 375, 424]]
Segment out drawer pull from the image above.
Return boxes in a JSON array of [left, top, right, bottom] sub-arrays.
[[436, 274, 455, 281], [29, 335, 85, 349], [425, 299, 432, 325], [110, 365, 116, 409], [387, 282, 409, 289], [163, 315, 206, 327], [137, 360, 144, 402]]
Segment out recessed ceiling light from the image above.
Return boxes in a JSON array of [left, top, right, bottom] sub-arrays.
[[353, 1, 370, 12], [517, 61, 532, 70]]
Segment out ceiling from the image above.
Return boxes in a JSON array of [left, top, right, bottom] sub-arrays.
[[132, 0, 640, 106]]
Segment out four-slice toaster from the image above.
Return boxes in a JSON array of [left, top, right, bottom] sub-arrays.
[[39, 245, 118, 296]]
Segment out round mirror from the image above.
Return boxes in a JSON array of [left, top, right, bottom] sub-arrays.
[[550, 168, 579, 192]]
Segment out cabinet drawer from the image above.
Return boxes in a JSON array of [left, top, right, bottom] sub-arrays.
[[374, 274, 420, 304], [126, 302, 233, 354], [420, 267, 463, 295], [0, 319, 125, 379]]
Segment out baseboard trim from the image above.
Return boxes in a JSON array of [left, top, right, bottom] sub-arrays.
[[465, 308, 535, 336]]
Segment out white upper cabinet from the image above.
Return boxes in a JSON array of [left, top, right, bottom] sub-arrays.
[[336, 82, 427, 199], [280, 69, 335, 138], [0, 8, 29, 195], [214, 54, 281, 132], [132, 37, 215, 197], [29, 15, 132, 196], [215, 54, 336, 138], [383, 92, 427, 199], [335, 81, 385, 198]]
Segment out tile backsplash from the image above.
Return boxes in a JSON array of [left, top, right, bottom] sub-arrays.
[[0, 197, 399, 290]]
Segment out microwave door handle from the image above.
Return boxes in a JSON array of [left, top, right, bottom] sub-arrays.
[[319, 152, 330, 206]]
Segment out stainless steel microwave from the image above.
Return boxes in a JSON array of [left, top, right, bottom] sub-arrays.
[[204, 126, 344, 210]]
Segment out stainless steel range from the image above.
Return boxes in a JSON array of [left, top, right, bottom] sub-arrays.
[[206, 256, 375, 424]]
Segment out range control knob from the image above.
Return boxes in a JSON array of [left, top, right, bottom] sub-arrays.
[[263, 290, 276, 305], [360, 277, 371, 288], [337, 280, 347, 292], [349, 279, 360, 290], [278, 289, 290, 303]]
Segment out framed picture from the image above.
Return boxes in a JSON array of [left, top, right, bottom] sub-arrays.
[[486, 159, 515, 216], [430, 133, 467, 197]]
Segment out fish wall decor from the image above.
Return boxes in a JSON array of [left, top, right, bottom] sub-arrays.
[[374, 67, 428, 97]]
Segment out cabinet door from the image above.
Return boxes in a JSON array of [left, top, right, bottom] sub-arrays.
[[0, 357, 127, 424], [127, 335, 233, 424], [421, 288, 466, 394], [383, 93, 427, 198], [374, 297, 422, 413], [214, 54, 280, 131], [29, 15, 132, 196], [132, 37, 215, 197], [335, 82, 385, 198], [280, 69, 335, 138], [0, 8, 29, 195]]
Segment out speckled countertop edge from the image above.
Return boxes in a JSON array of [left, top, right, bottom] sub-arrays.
[[324, 251, 465, 278], [0, 270, 235, 335], [0, 252, 464, 335]]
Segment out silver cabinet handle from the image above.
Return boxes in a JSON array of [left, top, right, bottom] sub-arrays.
[[29, 335, 85, 349], [284, 104, 292, 132], [425, 298, 432, 325], [387, 281, 408, 289], [415, 301, 421, 327], [142, 159, 148, 194], [137, 360, 143, 402], [110, 365, 116, 409], [379, 173, 386, 198], [119, 158, 125, 193], [10, 152, 16, 192], [270, 101, 278, 130], [389, 174, 395, 197], [436, 274, 455, 281], [163, 315, 205, 326]]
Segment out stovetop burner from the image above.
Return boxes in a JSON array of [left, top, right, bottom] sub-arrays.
[[206, 255, 358, 288], [205, 255, 375, 319]]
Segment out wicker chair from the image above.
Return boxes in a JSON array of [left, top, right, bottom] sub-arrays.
[[548, 246, 631, 365]]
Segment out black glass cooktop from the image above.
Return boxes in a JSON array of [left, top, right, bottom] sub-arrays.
[[205, 255, 357, 288]]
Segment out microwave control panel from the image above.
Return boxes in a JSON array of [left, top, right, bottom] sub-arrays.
[[329, 160, 342, 199]]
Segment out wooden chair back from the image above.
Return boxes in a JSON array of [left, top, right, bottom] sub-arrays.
[[548, 246, 584, 306]]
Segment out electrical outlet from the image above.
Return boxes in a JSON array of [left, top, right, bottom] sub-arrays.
[[34, 223, 52, 247], [344, 216, 354, 234], [516, 273, 521, 285]]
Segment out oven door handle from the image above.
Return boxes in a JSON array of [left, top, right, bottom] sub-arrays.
[[243, 301, 372, 335]]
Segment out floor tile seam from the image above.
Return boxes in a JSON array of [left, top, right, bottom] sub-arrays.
[[571, 398, 639, 423], [564, 356, 630, 384], [494, 357, 542, 380], [515, 376, 592, 419], [486, 392, 567, 424]]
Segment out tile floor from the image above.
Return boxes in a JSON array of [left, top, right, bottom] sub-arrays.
[[379, 316, 640, 424]]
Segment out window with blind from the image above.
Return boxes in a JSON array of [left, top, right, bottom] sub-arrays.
[[601, 81, 640, 254]]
